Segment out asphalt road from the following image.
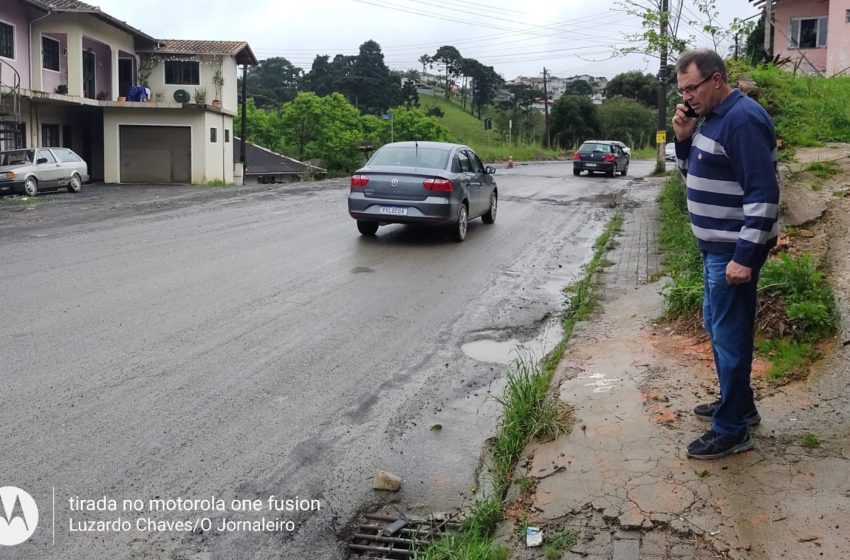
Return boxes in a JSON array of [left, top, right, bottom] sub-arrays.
[[0, 159, 655, 559]]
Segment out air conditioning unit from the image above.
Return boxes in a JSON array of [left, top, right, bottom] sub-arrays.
[[173, 89, 190, 103]]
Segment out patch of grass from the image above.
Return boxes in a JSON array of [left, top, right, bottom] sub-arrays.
[[745, 65, 850, 146], [759, 253, 838, 341], [490, 354, 572, 493], [805, 160, 842, 179], [0, 195, 46, 205], [800, 433, 821, 449], [757, 338, 819, 380], [516, 476, 534, 493], [193, 179, 231, 187], [656, 173, 703, 318], [543, 529, 578, 560]]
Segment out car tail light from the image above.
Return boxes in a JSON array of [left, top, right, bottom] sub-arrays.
[[603, 154, 615, 162], [573, 152, 581, 160], [350, 175, 369, 188], [423, 178, 453, 192]]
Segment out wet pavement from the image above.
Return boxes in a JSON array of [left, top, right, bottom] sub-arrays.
[[499, 174, 850, 559]]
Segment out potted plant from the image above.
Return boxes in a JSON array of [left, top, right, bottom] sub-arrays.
[[193, 87, 207, 105], [211, 67, 224, 108]]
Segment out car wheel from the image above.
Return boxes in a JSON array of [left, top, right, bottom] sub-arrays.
[[482, 192, 497, 224], [67, 174, 82, 193], [621, 164, 628, 176], [607, 165, 616, 178], [573, 168, 580, 176], [357, 220, 379, 236], [23, 176, 38, 196], [453, 203, 468, 242]]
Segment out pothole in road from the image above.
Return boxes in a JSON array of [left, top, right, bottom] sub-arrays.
[[461, 319, 563, 365]]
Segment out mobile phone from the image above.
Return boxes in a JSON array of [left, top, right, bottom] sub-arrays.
[[684, 101, 698, 118]]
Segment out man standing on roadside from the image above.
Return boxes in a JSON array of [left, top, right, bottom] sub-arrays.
[[672, 49, 780, 460]]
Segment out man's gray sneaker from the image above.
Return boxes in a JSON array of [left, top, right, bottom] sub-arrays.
[[693, 399, 761, 425], [687, 429, 755, 460]]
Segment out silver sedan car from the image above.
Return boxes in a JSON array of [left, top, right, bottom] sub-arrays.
[[347, 141, 497, 241], [0, 147, 89, 196]]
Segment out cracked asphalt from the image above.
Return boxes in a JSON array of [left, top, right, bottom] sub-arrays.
[[500, 159, 850, 560]]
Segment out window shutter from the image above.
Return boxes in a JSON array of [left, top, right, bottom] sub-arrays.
[[817, 17, 828, 47], [790, 19, 800, 48]]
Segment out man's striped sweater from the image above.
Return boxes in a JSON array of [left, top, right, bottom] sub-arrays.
[[675, 89, 780, 268]]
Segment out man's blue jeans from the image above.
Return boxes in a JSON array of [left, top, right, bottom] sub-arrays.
[[702, 252, 760, 437]]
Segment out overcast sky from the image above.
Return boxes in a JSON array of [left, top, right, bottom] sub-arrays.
[[91, 0, 761, 80]]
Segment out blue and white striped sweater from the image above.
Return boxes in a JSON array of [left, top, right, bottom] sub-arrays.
[[675, 90, 780, 268]]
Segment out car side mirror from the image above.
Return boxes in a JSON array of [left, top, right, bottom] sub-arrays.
[[37, 157, 48, 164], [485, 166, 496, 174]]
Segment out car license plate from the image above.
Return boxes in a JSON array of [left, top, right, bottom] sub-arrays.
[[380, 206, 407, 216], [585, 163, 597, 168]]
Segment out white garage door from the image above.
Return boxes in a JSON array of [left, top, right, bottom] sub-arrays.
[[119, 125, 191, 183]]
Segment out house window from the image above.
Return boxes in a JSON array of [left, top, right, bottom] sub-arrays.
[[789, 17, 828, 49], [210, 128, 217, 143], [846, 9, 850, 24], [43, 36, 60, 72], [165, 60, 199, 85], [42, 124, 60, 147], [0, 21, 14, 59], [225, 129, 230, 142]]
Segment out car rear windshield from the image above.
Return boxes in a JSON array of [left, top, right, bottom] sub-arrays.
[[578, 143, 609, 153], [0, 150, 35, 166], [369, 147, 450, 170]]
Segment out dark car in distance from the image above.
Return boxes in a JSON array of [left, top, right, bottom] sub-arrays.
[[573, 140, 630, 177], [347, 141, 497, 242]]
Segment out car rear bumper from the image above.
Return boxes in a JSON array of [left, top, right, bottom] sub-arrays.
[[574, 162, 615, 173], [348, 193, 459, 225]]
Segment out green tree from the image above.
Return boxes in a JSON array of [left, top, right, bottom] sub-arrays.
[[303, 55, 336, 96], [388, 107, 452, 143], [236, 98, 282, 152], [550, 95, 600, 148], [279, 92, 365, 172], [432, 45, 462, 100], [400, 79, 419, 108], [597, 98, 656, 148], [246, 57, 303, 108], [565, 80, 593, 96], [605, 71, 658, 107], [352, 40, 393, 114]]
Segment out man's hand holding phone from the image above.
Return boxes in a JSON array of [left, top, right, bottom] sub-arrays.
[[672, 102, 699, 141]]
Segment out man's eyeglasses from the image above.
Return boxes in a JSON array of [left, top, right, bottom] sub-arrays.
[[677, 73, 714, 96]]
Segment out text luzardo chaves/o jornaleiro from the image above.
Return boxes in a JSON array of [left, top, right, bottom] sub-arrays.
[[66, 495, 321, 533]]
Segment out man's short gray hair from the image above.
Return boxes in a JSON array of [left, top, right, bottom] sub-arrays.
[[676, 49, 727, 82]]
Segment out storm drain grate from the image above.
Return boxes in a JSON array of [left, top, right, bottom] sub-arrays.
[[347, 513, 462, 559]]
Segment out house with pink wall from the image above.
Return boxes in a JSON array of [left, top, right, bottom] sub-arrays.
[[754, 0, 850, 75]]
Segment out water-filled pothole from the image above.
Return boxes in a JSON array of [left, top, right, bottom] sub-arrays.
[[461, 320, 563, 365]]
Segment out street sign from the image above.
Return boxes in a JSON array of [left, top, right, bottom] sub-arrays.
[[656, 130, 667, 144]]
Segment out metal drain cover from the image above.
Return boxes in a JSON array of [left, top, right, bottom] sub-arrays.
[[347, 513, 461, 558]]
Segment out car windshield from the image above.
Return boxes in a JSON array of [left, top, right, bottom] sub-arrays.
[[579, 143, 608, 154], [369, 146, 450, 170], [0, 150, 35, 166]]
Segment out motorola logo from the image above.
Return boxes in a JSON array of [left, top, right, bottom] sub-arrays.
[[0, 487, 39, 546]]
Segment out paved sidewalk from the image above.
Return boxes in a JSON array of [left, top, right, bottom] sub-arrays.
[[501, 177, 850, 559]]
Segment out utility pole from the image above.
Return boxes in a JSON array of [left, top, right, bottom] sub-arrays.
[[542, 67, 551, 149], [763, 0, 773, 60], [655, 0, 669, 174]]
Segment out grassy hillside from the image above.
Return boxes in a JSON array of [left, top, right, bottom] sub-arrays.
[[418, 93, 561, 162], [728, 62, 850, 147]]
